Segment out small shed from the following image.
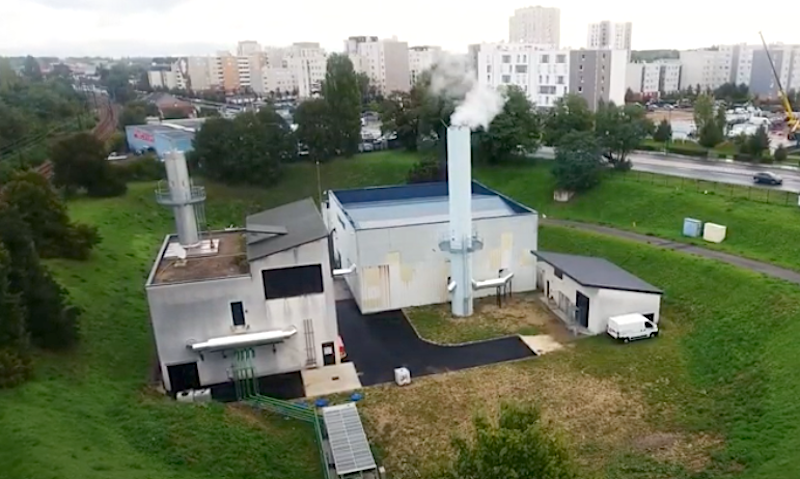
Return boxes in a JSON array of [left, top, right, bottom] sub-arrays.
[[532, 251, 663, 335]]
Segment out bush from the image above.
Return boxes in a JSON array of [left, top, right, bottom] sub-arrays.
[[0, 348, 30, 389], [637, 141, 661, 152], [407, 157, 442, 184], [60, 223, 101, 260], [733, 153, 755, 162], [86, 173, 128, 198], [666, 144, 709, 157], [717, 152, 728, 159], [774, 145, 788, 162], [113, 155, 165, 182]]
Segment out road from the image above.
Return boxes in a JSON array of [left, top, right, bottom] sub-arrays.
[[537, 147, 800, 193]]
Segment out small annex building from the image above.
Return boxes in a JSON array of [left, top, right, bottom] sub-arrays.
[[533, 251, 663, 335], [325, 181, 539, 314]]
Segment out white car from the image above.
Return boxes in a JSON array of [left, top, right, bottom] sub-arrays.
[[607, 313, 659, 343]]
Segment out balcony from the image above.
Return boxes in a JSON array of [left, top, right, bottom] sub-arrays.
[[155, 180, 207, 206]]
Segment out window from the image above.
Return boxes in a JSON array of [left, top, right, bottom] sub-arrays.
[[540, 54, 549, 63], [554, 268, 564, 279], [515, 65, 527, 73], [501, 75, 511, 84], [578, 86, 583, 93], [579, 64, 583, 71], [230, 301, 245, 326], [538, 85, 556, 94], [262, 264, 324, 299], [486, 65, 491, 73], [556, 54, 566, 63], [556, 75, 564, 85], [502, 55, 511, 63]]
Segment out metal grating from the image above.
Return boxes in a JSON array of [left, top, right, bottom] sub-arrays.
[[322, 403, 377, 476]]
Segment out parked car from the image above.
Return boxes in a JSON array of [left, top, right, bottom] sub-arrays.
[[607, 314, 659, 343], [753, 171, 783, 185]]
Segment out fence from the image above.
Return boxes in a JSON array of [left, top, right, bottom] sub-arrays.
[[622, 170, 799, 207]]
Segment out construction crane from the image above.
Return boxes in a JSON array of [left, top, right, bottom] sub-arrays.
[[759, 31, 799, 140]]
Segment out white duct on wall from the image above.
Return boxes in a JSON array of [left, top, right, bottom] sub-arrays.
[[447, 126, 474, 317]]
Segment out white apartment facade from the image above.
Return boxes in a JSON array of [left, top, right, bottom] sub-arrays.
[[261, 43, 327, 97], [679, 48, 733, 91], [186, 56, 217, 91], [346, 36, 410, 94], [148, 61, 186, 90], [237, 40, 262, 56], [477, 43, 569, 107], [587, 21, 632, 50], [658, 61, 681, 93], [626, 62, 663, 95], [508, 6, 560, 48], [408, 45, 442, 87]]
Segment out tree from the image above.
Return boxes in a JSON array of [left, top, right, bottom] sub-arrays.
[[322, 54, 362, 157], [51, 132, 127, 197], [22, 56, 42, 82], [190, 106, 294, 185], [694, 94, 725, 148], [595, 101, 652, 169], [543, 94, 594, 146], [653, 118, 673, 143], [380, 90, 422, 151], [0, 243, 31, 388], [120, 101, 148, 128], [441, 403, 576, 479], [625, 87, 636, 104], [552, 131, 605, 193], [714, 82, 750, 104], [294, 98, 336, 161], [1, 171, 100, 260], [356, 72, 381, 106], [0, 203, 80, 350], [475, 86, 541, 164], [744, 125, 770, 158]]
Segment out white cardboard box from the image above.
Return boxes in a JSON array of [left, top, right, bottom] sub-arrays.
[[703, 223, 727, 243]]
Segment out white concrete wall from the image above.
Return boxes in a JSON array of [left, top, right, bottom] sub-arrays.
[[626, 63, 643, 93], [537, 261, 662, 334], [147, 237, 337, 392], [350, 213, 538, 314], [608, 50, 629, 105]]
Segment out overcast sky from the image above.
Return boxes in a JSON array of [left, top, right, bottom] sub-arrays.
[[0, 0, 793, 57]]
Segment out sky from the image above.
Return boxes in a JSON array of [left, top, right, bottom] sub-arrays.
[[0, 0, 792, 57]]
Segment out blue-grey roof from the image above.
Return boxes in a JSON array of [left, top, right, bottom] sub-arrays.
[[532, 251, 663, 294], [331, 180, 536, 230], [245, 198, 329, 261]]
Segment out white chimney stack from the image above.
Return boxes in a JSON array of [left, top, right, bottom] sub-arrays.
[[446, 126, 474, 317], [156, 150, 204, 248]]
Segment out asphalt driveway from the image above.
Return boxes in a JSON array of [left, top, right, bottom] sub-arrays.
[[336, 300, 534, 386]]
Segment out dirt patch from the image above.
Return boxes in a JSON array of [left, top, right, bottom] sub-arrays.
[[635, 432, 724, 472], [646, 109, 694, 123], [359, 359, 719, 478]]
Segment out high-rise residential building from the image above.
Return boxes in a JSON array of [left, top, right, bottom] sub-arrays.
[[408, 45, 442, 86], [346, 36, 410, 94], [186, 56, 216, 91], [237, 40, 262, 56], [477, 42, 569, 107], [587, 21, 632, 50], [679, 48, 733, 92], [626, 62, 662, 95], [147, 60, 186, 90], [213, 52, 240, 92], [658, 61, 682, 93], [261, 43, 328, 97], [509, 6, 560, 47], [569, 49, 628, 110]]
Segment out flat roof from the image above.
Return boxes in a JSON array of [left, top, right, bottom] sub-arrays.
[[126, 124, 196, 140], [532, 251, 663, 295], [151, 230, 248, 285], [332, 180, 536, 230], [246, 198, 329, 261]]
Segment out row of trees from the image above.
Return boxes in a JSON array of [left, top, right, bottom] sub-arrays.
[[0, 171, 101, 387], [189, 53, 364, 185]]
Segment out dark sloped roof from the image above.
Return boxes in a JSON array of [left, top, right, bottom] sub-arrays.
[[532, 251, 663, 294], [246, 198, 328, 261]]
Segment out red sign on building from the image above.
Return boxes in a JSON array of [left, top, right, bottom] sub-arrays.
[[133, 129, 154, 144]]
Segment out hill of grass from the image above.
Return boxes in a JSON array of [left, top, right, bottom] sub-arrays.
[[0, 152, 416, 479], [539, 225, 800, 478], [476, 163, 800, 271]]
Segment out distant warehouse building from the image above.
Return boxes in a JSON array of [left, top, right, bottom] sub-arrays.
[[325, 181, 539, 314], [125, 118, 206, 158]]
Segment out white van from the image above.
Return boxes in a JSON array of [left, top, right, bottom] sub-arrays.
[[607, 313, 659, 343]]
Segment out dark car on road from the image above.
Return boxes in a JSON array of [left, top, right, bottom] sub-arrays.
[[753, 171, 783, 186]]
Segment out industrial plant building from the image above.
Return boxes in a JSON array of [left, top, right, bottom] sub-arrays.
[[326, 127, 538, 316], [145, 151, 341, 398], [125, 119, 205, 158], [533, 251, 662, 335]]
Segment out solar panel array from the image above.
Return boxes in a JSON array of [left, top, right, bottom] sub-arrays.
[[323, 403, 377, 476]]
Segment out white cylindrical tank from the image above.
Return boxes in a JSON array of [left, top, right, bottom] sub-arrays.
[[447, 126, 474, 317], [164, 150, 200, 247]]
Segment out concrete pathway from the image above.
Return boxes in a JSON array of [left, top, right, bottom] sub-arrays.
[[543, 219, 800, 286]]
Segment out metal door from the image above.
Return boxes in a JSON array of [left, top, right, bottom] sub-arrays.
[[575, 292, 590, 328]]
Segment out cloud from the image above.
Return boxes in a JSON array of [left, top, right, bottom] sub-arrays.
[[26, 0, 190, 13]]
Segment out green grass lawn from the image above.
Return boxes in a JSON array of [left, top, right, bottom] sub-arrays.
[[538, 225, 800, 479], [476, 163, 800, 271], [0, 152, 415, 479]]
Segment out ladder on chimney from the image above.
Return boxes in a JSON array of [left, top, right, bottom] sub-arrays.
[[303, 319, 317, 367]]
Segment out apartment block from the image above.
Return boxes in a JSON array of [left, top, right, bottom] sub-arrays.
[[569, 49, 628, 109], [658, 61, 681, 93], [408, 45, 442, 86], [587, 21, 632, 50], [237, 40, 262, 56], [261, 43, 328, 97], [626, 62, 665, 95], [678, 48, 733, 92], [147, 61, 186, 90], [346, 36, 410, 94], [508, 6, 560, 47], [186, 56, 216, 91], [477, 42, 569, 107]]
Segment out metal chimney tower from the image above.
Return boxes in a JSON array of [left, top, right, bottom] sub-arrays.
[[155, 150, 206, 248], [443, 126, 481, 317]]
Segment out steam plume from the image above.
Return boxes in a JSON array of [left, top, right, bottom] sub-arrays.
[[429, 54, 506, 130]]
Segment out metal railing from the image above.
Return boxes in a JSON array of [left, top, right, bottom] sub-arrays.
[[154, 180, 207, 205], [621, 170, 798, 206]]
